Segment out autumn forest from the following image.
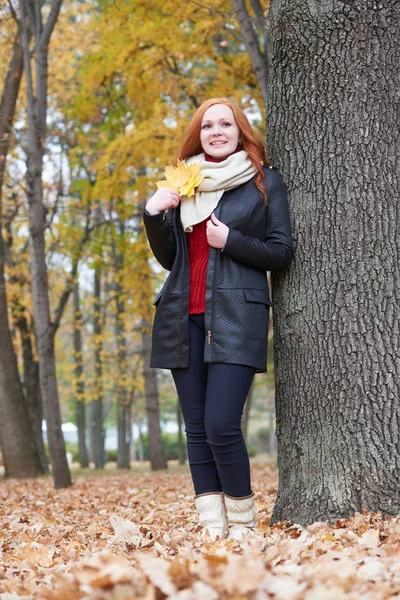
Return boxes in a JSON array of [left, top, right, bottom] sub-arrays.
[[1, 0, 400, 598]]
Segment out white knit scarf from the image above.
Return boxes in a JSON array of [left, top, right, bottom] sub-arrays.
[[181, 150, 257, 232]]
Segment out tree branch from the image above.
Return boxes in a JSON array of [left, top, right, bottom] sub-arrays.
[[40, 0, 63, 49], [7, 0, 19, 24], [188, 0, 233, 18], [249, 0, 265, 31], [231, 0, 269, 107], [0, 25, 24, 200], [52, 209, 92, 331], [18, 0, 36, 134]]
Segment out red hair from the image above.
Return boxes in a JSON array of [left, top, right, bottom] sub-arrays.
[[178, 98, 270, 201]]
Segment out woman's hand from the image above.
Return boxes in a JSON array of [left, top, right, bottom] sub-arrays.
[[206, 213, 229, 249], [145, 188, 180, 215]]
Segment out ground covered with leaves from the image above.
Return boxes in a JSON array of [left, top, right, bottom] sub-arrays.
[[1, 459, 400, 599]]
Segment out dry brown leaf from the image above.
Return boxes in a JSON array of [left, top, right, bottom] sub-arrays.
[[108, 514, 142, 550]]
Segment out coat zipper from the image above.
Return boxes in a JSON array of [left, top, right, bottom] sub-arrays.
[[208, 245, 219, 348]]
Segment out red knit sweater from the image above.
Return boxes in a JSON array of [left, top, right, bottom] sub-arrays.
[[187, 218, 210, 314], [187, 151, 238, 314]]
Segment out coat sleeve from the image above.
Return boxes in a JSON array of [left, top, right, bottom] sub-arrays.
[[222, 169, 293, 272], [143, 209, 177, 271]]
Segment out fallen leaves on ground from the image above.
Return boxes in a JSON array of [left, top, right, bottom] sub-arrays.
[[0, 461, 399, 599]]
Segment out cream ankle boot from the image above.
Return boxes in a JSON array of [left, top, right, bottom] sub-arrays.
[[224, 493, 255, 541], [195, 492, 227, 541]]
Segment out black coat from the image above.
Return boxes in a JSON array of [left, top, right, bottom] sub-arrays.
[[143, 166, 293, 372]]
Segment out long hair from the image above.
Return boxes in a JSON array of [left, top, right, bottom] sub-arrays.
[[178, 98, 270, 201]]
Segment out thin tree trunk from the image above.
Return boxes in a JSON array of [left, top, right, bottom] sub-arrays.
[[0, 24, 42, 478], [73, 283, 89, 468], [88, 401, 94, 464], [112, 246, 130, 469], [129, 408, 136, 461], [268, 0, 400, 525], [115, 298, 130, 469], [176, 399, 186, 465], [90, 267, 104, 468], [138, 418, 144, 462], [19, 0, 70, 488], [142, 321, 167, 470]]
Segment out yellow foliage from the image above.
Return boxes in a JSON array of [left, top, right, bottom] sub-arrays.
[[156, 161, 203, 198], [3, 0, 267, 415]]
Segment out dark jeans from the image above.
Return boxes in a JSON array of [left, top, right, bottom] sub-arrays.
[[171, 313, 255, 498]]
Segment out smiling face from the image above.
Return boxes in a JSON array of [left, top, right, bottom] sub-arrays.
[[200, 104, 240, 160]]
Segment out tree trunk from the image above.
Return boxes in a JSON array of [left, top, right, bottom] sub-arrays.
[[0, 248, 42, 478], [90, 267, 104, 468], [0, 25, 42, 479], [13, 307, 48, 473], [115, 295, 130, 469], [137, 418, 144, 462], [176, 399, 186, 465], [73, 283, 89, 468], [142, 321, 167, 470], [19, 0, 70, 488], [112, 244, 130, 469], [129, 409, 136, 461], [268, 0, 400, 525]]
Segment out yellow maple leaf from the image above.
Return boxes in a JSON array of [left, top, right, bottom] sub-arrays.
[[179, 162, 203, 197], [156, 160, 203, 198]]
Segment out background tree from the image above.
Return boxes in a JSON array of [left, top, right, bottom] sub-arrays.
[[65, 0, 266, 470], [1, 0, 273, 476], [73, 282, 89, 468], [19, 0, 71, 488], [268, 0, 400, 525], [0, 13, 42, 478]]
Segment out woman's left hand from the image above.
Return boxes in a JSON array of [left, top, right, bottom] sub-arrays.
[[206, 213, 229, 249]]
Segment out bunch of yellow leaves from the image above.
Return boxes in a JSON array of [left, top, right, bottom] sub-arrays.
[[156, 160, 203, 198]]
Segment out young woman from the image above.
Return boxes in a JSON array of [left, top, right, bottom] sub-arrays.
[[144, 98, 293, 541]]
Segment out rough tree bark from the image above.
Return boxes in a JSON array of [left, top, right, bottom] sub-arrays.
[[142, 321, 167, 470], [73, 283, 89, 468], [19, 0, 71, 488], [268, 0, 400, 525], [0, 24, 42, 478]]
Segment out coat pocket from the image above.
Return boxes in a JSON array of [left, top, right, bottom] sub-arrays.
[[244, 288, 273, 307], [153, 290, 163, 306]]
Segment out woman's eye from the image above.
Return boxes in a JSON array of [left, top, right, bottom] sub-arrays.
[[202, 124, 211, 129], [222, 122, 231, 127]]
